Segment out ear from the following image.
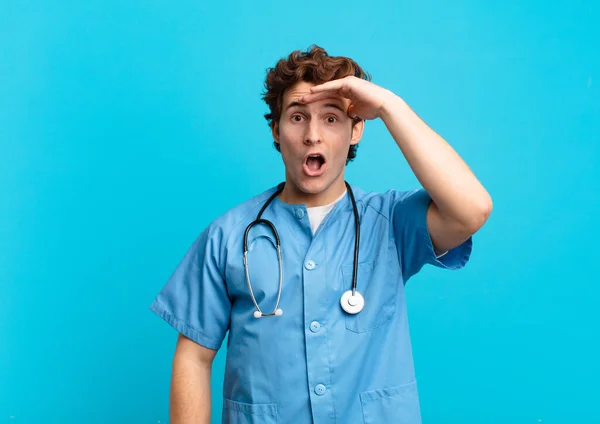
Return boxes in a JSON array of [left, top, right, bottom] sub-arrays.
[[350, 119, 364, 145], [271, 122, 280, 144]]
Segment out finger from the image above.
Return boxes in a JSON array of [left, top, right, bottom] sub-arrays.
[[348, 105, 365, 120], [309, 78, 347, 93], [298, 90, 346, 104]]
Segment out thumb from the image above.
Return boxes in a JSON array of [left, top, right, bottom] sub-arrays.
[[347, 104, 359, 119]]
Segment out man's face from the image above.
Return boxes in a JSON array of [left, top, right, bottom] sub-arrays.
[[272, 81, 364, 204]]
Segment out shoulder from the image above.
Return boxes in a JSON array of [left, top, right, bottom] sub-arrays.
[[201, 184, 281, 244]]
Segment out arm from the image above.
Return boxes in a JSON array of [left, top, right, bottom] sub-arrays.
[[299, 76, 493, 253], [170, 333, 216, 424], [378, 96, 492, 253]]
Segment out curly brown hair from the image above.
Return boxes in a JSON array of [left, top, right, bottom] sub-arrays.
[[262, 45, 371, 163]]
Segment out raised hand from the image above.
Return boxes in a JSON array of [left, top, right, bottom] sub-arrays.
[[298, 76, 397, 121]]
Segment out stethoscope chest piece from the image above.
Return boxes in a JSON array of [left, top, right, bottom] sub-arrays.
[[245, 181, 364, 319], [340, 290, 364, 314]]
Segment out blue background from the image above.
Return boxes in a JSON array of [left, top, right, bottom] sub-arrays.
[[1, 1, 599, 423]]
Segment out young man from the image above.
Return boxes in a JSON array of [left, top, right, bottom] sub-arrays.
[[150, 45, 492, 424]]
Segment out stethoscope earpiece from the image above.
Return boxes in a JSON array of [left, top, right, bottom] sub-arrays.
[[253, 308, 283, 318]]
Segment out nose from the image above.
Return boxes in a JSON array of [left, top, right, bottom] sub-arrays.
[[304, 120, 321, 145]]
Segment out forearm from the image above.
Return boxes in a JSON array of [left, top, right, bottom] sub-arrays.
[[170, 355, 212, 424], [379, 94, 492, 228]]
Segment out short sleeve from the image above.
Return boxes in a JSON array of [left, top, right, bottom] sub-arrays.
[[149, 225, 231, 351], [390, 188, 473, 282]]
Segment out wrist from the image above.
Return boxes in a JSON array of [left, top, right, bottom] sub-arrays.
[[377, 91, 409, 122]]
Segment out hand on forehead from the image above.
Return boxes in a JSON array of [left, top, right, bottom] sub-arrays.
[[284, 82, 351, 114]]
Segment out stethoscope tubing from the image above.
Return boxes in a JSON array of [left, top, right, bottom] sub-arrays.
[[243, 181, 360, 317]]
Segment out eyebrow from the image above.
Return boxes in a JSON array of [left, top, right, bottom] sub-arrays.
[[285, 101, 346, 114]]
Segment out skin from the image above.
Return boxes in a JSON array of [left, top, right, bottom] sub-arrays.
[[272, 80, 365, 207], [169, 334, 215, 423], [169, 75, 493, 423], [276, 76, 493, 253]]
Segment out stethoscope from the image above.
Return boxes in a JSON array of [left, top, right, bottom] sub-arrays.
[[243, 181, 364, 318]]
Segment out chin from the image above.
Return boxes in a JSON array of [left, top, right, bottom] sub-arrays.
[[294, 177, 333, 195]]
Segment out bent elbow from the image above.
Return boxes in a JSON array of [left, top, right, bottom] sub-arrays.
[[468, 194, 493, 233]]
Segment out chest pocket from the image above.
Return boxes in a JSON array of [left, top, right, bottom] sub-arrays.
[[341, 256, 398, 333]]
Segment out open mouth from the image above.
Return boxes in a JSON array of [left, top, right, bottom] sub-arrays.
[[303, 153, 326, 176]]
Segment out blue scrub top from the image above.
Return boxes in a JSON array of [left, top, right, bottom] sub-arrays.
[[150, 184, 472, 424]]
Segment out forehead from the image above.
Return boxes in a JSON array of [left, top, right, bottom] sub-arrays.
[[282, 81, 349, 110]]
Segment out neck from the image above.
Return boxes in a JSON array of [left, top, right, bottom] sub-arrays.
[[279, 177, 347, 207]]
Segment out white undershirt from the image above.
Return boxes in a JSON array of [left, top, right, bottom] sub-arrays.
[[306, 190, 347, 234]]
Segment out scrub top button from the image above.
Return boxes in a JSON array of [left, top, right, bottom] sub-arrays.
[[295, 208, 305, 219], [310, 321, 321, 333], [315, 384, 326, 396], [305, 260, 316, 270]]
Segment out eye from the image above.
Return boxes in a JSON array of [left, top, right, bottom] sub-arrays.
[[291, 114, 304, 122], [326, 116, 338, 123]]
